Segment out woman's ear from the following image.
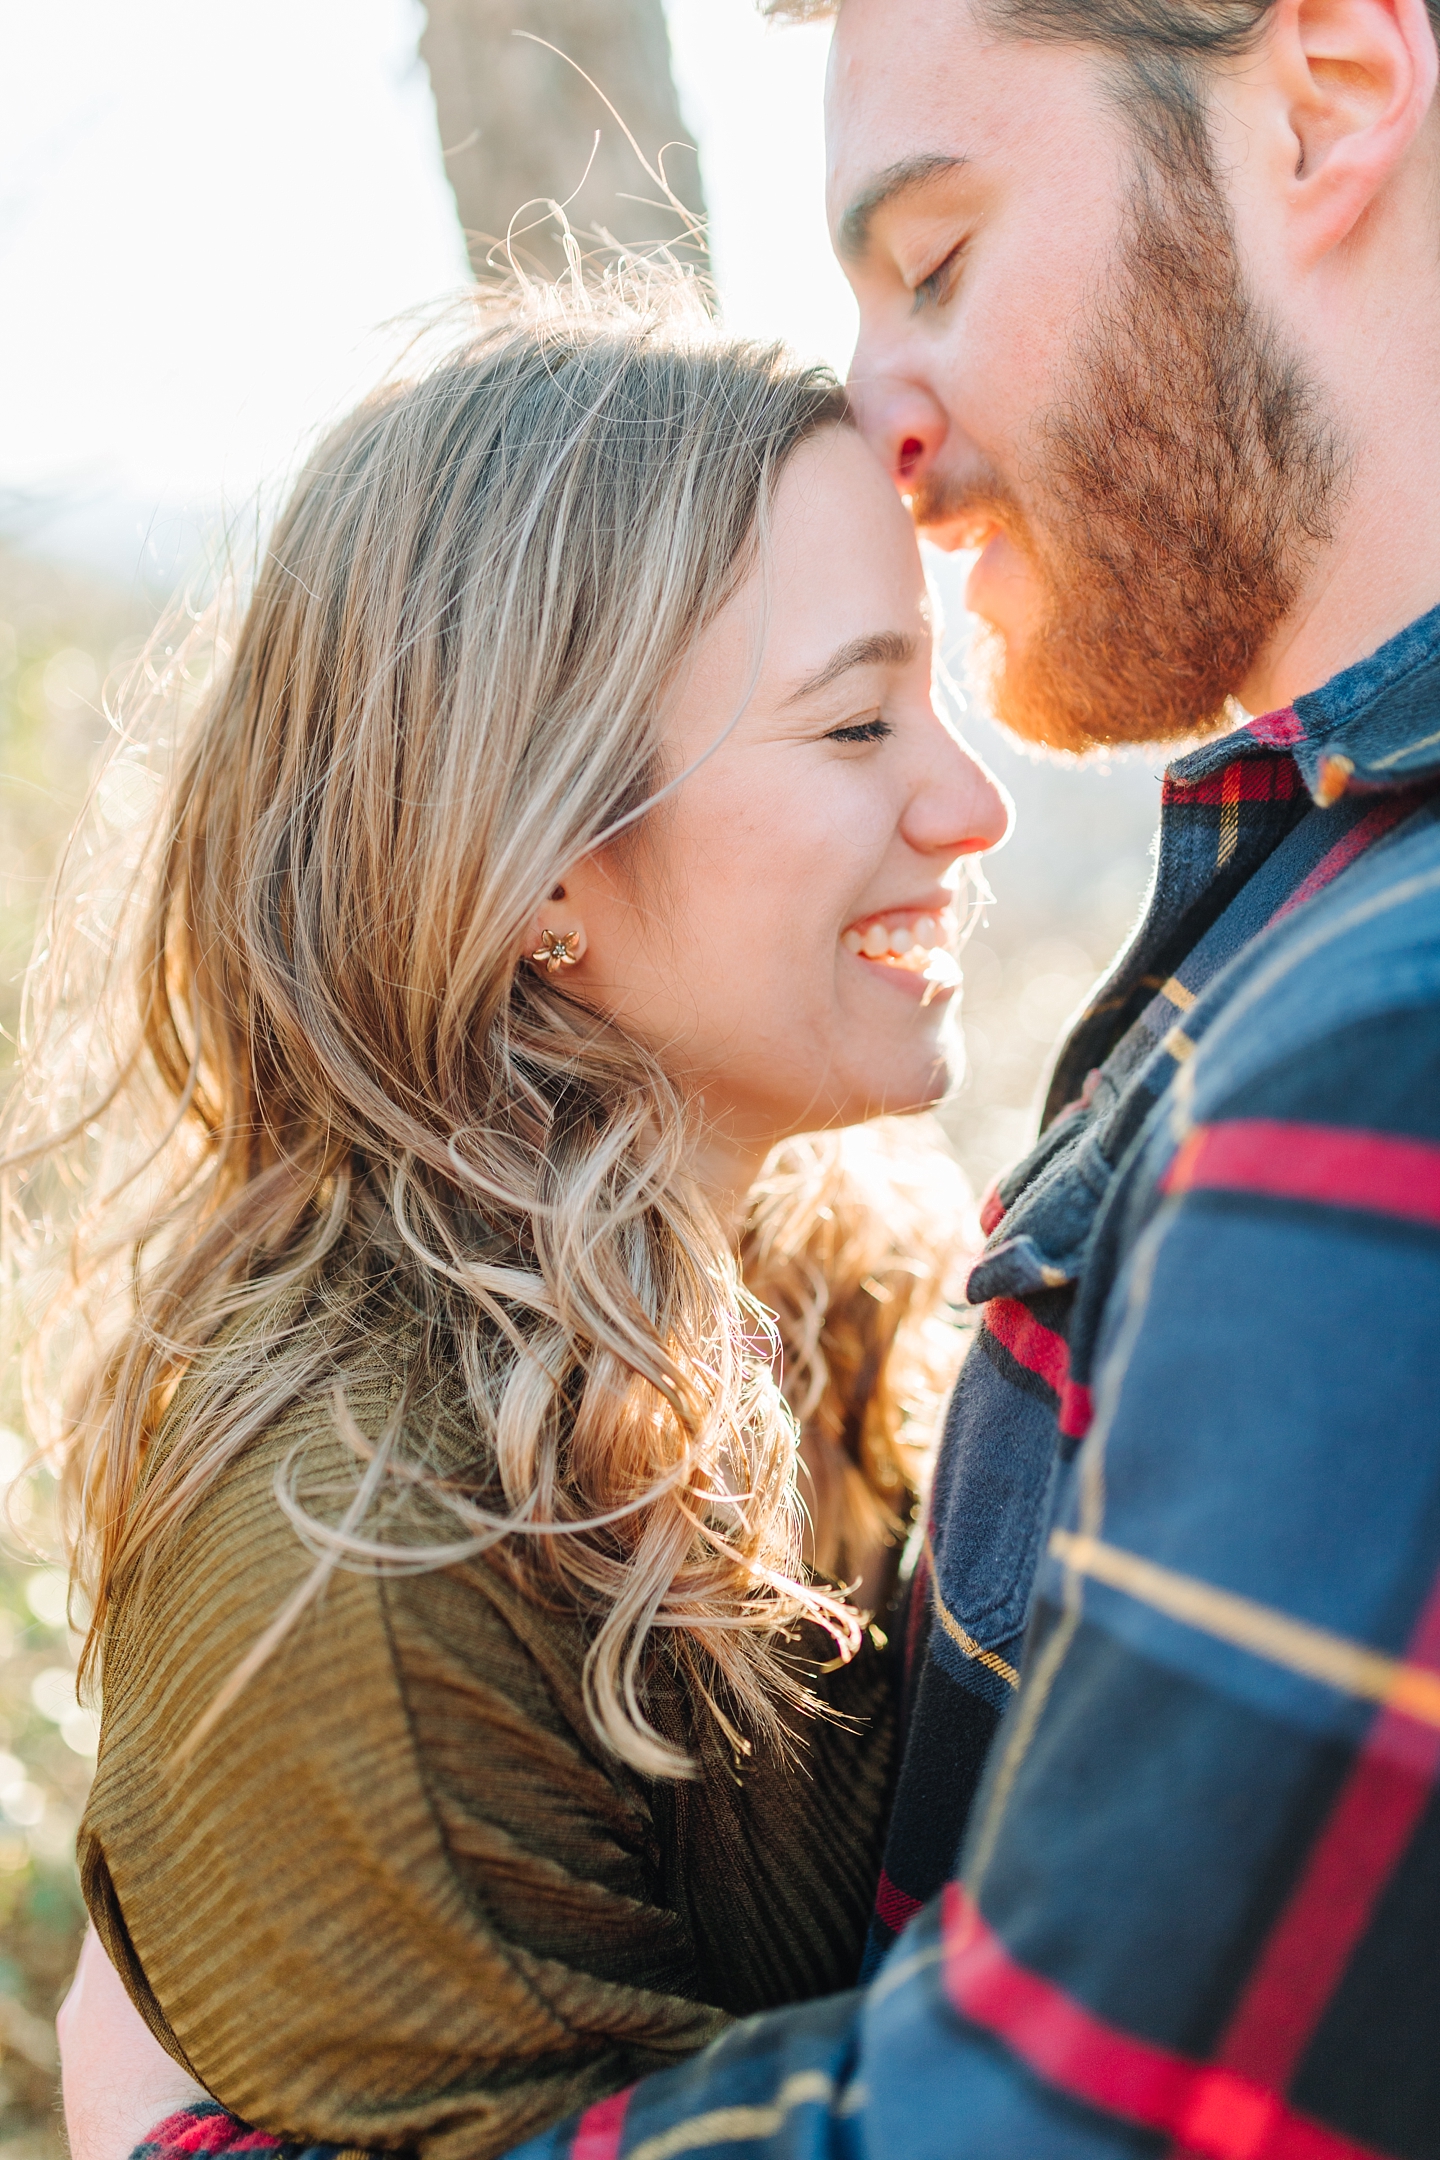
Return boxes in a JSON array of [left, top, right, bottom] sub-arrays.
[[525, 885, 588, 978], [1265, 0, 1439, 261]]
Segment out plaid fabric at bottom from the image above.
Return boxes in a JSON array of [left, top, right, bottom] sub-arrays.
[[131, 2105, 351, 2160]]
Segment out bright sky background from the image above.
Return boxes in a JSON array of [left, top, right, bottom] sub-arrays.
[[0, 0, 853, 577]]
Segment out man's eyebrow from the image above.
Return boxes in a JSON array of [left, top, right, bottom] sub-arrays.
[[784, 631, 918, 704], [838, 153, 968, 263]]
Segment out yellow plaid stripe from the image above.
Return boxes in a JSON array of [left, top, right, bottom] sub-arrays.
[[926, 1530, 1021, 1690], [1050, 1530, 1440, 1728], [625, 2071, 849, 2160]]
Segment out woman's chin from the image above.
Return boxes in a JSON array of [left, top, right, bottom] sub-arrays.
[[846, 1043, 961, 1126]]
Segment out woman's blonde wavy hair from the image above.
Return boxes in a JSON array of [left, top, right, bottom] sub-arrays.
[[3, 274, 967, 1777]]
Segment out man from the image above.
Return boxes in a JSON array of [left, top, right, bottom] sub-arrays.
[[517, 1, 1440, 2150], [58, 3, 1440, 2154]]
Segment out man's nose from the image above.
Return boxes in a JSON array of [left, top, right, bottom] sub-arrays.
[[846, 367, 949, 492]]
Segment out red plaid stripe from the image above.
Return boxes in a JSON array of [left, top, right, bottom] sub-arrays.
[[133, 2112, 279, 2160], [567, 2087, 634, 2160], [941, 1886, 1384, 2159], [1247, 707, 1306, 750], [984, 1298, 1068, 1391], [1210, 1566, 1440, 2087], [1163, 1121, 1440, 1230], [1273, 798, 1422, 921], [874, 1866, 924, 1935], [1163, 757, 1301, 810]]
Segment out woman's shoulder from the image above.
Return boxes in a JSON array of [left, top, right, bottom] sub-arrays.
[[96, 1323, 597, 1794], [102, 1346, 399, 1701]]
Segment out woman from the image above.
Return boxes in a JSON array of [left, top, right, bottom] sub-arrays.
[[19, 276, 1007, 2159]]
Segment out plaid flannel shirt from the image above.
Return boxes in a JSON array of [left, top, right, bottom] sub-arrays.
[[136, 600, 1440, 2160]]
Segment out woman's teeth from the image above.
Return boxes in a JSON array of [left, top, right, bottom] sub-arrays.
[[842, 912, 957, 972]]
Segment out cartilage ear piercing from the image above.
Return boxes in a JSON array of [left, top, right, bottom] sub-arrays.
[[531, 928, 581, 974]]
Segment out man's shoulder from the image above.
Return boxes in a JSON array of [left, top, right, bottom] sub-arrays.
[[1076, 799, 1440, 1426], [1193, 800, 1440, 1120]]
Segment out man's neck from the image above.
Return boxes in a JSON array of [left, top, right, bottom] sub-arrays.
[[1242, 511, 1440, 717], [1239, 304, 1440, 715]]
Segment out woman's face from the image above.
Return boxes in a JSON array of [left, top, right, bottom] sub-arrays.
[[558, 426, 1011, 1185]]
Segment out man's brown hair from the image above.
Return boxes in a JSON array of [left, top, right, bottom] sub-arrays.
[[765, 0, 1440, 40], [984, 2, 1440, 173], [766, 0, 1440, 160]]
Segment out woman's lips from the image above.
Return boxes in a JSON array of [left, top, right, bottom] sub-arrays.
[[841, 908, 962, 1002]]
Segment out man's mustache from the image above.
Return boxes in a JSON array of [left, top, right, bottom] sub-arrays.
[[908, 467, 1033, 556]]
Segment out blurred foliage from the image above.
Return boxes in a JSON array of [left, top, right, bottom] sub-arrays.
[[0, 544, 148, 1060], [1, 541, 150, 2158], [0, 1531, 95, 2160]]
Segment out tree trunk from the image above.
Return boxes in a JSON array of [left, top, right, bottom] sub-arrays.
[[419, 0, 707, 281]]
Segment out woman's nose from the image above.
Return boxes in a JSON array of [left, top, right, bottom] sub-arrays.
[[846, 366, 950, 493], [905, 729, 1012, 863]]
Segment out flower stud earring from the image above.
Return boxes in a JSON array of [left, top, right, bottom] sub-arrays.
[[531, 927, 582, 975]]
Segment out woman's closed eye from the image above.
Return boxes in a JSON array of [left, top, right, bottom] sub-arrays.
[[824, 715, 894, 746]]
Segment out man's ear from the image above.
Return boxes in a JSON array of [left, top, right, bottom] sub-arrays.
[[1264, 0, 1439, 260]]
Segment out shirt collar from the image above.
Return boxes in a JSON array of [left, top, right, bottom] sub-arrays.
[[1167, 596, 1440, 803]]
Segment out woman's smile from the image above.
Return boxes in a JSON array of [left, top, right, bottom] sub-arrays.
[[841, 901, 962, 994]]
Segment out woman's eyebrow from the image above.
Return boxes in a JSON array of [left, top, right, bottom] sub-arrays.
[[784, 630, 918, 704]]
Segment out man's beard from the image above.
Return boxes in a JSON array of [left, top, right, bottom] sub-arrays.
[[914, 163, 1346, 753]]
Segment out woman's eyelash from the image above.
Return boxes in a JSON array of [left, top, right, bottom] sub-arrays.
[[825, 717, 893, 745], [913, 244, 965, 312]]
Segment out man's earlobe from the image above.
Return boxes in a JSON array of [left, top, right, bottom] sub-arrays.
[[1276, 0, 1438, 259]]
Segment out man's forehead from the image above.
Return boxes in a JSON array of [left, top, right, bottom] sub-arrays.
[[825, 0, 986, 172], [826, 5, 998, 214], [824, 0, 1091, 239]]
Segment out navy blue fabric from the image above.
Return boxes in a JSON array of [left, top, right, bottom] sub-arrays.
[[1291, 595, 1440, 788]]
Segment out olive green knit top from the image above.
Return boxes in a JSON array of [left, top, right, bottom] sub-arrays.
[[79, 1346, 895, 2160]]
